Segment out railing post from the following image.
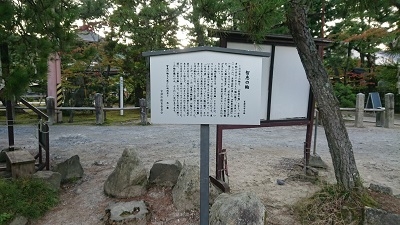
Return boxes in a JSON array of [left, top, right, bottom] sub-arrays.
[[384, 93, 394, 128], [46, 97, 55, 125], [95, 93, 104, 125], [139, 98, 147, 125], [6, 100, 15, 151], [355, 93, 364, 128]]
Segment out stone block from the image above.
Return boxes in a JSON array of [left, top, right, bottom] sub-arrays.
[[104, 201, 150, 225], [6, 150, 35, 178]]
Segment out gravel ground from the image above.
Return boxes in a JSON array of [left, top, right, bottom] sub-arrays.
[[1, 119, 399, 224]]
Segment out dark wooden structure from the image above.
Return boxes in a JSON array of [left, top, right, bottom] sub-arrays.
[[209, 30, 331, 190], [1, 98, 50, 173]]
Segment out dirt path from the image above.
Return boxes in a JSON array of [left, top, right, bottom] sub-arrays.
[[1, 121, 399, 224]]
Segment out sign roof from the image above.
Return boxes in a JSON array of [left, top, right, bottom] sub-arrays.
[[142, 46, 270, 58]]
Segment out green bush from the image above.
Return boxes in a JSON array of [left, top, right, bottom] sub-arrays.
[[0, 178, 59, 225], [333, 83, 356, 108]]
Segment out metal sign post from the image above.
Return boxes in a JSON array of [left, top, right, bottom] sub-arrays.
[[200, 124, 210, 225]]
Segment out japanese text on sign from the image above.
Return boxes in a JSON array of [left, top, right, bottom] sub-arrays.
[[159, 62, 251, 118]]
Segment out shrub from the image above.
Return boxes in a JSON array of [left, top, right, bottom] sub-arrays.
[[333, 83, 356, 108], [0, 178, 59, 225]]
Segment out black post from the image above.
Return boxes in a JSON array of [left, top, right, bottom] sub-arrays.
[[200, 124, 210, 225], [6, 100, 14, 151]]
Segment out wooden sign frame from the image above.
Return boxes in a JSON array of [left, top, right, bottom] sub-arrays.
[[210, 30, 332, 183]]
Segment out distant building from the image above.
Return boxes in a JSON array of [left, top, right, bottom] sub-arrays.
[[375, 51, 400, 65]]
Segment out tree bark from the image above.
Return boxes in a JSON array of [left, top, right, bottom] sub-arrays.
[[286, 0, 362, 190]]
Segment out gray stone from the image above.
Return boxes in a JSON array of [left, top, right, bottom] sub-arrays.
[[9, 215, 28, 225], [363, 206, 400, 225], [210, 192, 266, 225], [94, 160, 106, 166], [148, 160, 182, 187], [172, 164, 221, 211], [75, 188, 82, 195], [276, 179, 285, 185], [32, 171, 61, 191], [104, 148, 147, 198], [369, 183, 393, 195], [104, 201, 150, 225], [52, 155, 84, 182], [308, 154, 328, 169]]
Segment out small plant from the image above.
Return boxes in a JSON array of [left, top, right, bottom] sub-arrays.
[[294, 183, 377, 225], [0, 178, 59, 225], [0, 213, 12, 224]]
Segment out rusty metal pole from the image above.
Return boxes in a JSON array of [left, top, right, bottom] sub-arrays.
[[216, 125, 223, 180]]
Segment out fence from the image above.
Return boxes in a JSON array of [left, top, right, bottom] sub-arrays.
[[340, 93, 395, 128], [19, 98, 50, 170], [45, 94, 148, 125], [1, 94, 148, 125], [2, 93, 394, 127]]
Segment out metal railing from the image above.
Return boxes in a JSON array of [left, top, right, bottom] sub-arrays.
[[19, 98, 50, 170]]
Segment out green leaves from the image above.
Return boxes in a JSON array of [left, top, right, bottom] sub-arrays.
[[0, 0, 80, 100]]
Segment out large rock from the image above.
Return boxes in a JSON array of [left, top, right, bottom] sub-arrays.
[[210, 192, 266, 225], [148, 160, 182, 187], [104, 148, 147, 198], [104, 201, 150, 225], [369, 183, 393, 195], [363, 206, 400, 225], [52, 155, 84, 182], [172, 164, 221, 211], [9, 215, 28, 225], [32, 171, 61, 191]]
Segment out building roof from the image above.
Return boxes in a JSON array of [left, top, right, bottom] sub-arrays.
[[77, 30, 103, 43], [208, 29, 332, 47]]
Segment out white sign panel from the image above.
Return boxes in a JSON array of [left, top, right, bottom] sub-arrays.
[[227, 42, 271, 120], [226, 43, 310, 120], [149, 51, 265, 125], [269, 46, 310, 120]]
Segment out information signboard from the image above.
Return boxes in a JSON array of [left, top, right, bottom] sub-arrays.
[[226, 42, 310, 121], [144, 47, 269, 125]]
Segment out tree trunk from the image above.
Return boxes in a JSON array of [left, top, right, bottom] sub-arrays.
[[286, 0, 362, 190], [1, 42, 15, 150]]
